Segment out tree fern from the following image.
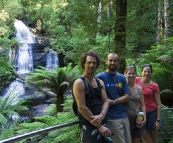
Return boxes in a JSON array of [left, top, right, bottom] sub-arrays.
[[26, 63, 80, 112], [0, 91, 29, 131]]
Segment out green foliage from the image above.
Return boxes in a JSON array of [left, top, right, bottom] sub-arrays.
[[0, 92, 28, 121], [42, 104, 56, 115], [26, 63, 80, 112], [157, 107, 173, 143], [127, 0, 158, 57], [38, 96, 79, 143], [34, 115, 58, 126], [151, 64, 173, 91], [134, 41, 173, 97], [0, 57, 16, 90], [0, 96, 79, 142], [18, 122, 48, 133], [27, 63, 79, 93], [0, 90, 29, 135]]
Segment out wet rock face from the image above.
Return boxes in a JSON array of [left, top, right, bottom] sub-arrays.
[[31, 43, 48, 69], [31, 43, 64, 69], [30, 104, 52, 116]]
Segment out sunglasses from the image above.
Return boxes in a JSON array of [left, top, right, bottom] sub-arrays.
[[127, 65, 136, 69]]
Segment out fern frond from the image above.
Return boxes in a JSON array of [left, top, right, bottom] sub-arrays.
[[2, 110, 20, 118], [8, 105, 29, 111], [0, 113, 8, 124]]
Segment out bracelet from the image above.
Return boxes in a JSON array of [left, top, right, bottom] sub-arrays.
[[97, 124, 102, 129]]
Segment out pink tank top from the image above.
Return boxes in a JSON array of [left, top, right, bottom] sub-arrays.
[[135, 77, 160, 112]]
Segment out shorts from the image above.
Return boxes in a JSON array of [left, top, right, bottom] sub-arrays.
[[107, 117, 132, 143], [143, 108, 157, 131], [79, 123, 113, 143], [128, 115, 142, 138]]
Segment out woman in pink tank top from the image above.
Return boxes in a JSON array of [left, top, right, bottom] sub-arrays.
[[135, 64, 161, 143]]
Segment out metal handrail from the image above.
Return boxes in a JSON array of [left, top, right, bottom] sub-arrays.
[[0, 121, 79, 143], [1, 108, 173, 143], [161, 108, 173, 111]]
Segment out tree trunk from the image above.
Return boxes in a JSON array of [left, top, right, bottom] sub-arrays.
[[55, 83, 69, 112], [55, 94, 64, 112], [114, 0, 127, 73], [96, 1, 102, 38], [164, 0, 170, 39], [107, 0, 111, 52], [157, 1, 163, 44]]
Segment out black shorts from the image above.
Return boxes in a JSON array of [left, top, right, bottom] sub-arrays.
[[79, 123, 113, 143], [128, 115, 142, 138]]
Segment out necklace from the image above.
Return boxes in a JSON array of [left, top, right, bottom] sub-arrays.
[[87, 78, 95, 87], [82, 74, 95, 87]]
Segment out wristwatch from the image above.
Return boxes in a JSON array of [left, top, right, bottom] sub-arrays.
[[114, 99, 117, 105], [156, 119, 160, 122]]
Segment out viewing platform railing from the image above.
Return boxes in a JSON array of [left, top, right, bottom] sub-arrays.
[[0, 108, 173, 143]]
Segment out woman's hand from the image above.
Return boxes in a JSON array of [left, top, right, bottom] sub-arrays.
[[153, 121, 161, 130], [136, 120, 146, 128]]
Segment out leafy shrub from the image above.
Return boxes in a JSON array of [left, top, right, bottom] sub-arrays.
[[0, 96, 80, 142], [0, 58, 16, 90]]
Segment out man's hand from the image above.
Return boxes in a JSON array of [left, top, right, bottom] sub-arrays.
[[90, 114, 104, 126], [98, 125, 112, 137]]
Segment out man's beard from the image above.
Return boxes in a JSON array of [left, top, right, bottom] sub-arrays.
[[108, 65, 117, 72]]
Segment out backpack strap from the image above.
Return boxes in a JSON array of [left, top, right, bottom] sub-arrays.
[[81, 77, 89, 95], [81, 76, 101, 94], [72, 76, 101, 116]]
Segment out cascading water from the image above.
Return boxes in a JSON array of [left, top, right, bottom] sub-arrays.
[[3, 19, 59, 103], [46, 49, 59, 71], [3, 20, 35, 99], [14, 19, 35, 74]]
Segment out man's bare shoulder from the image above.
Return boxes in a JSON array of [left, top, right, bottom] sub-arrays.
[[73, 78, 85, 97], [74, 78, 85, 88]]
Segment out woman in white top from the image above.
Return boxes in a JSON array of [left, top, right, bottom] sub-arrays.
[[124, 65, 146, 143]]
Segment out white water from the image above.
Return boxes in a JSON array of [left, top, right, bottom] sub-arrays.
[[46, 49, 59, 71], [3, 20, 35, 99], [3, 20, 59, 101], [14, 19, 35, 74], [3, 79, 25, 104]]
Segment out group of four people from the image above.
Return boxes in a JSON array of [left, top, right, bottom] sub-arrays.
[[73, 50, 161, 143]]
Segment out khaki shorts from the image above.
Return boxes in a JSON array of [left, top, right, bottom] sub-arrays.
[[107, 117, 132, 143]]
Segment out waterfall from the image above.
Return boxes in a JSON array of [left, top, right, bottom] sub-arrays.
[[46, 49, 59, 71], [3, 20, 59, 100], [3, 20, 35, 98], [14, 19, 35, 74], [2, 79, 25, 105]]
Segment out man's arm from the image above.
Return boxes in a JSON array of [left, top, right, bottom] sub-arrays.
[[73, 78, 94, 121], [109, 76, 130, 106], [100, 79, 109, 117], [109, 94, 129, 106], [90, 79, 109, 124], [89, 79, 112, 137]]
